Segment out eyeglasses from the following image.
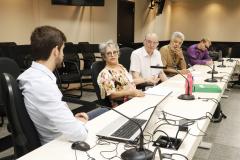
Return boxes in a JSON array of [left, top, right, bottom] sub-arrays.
[[145, 39, 159, 46], [106, 50, 119, 57], [204, 44, 209, 49]]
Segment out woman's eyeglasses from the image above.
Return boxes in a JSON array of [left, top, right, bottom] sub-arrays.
[[106, 50, 119, 57]]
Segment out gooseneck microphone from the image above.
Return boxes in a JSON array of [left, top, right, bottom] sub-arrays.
[[171, 66, 195, 100], [206, 64, 218, 74], [150, 66, 167, 69], [205, 65, 218, 82], [217, 59, 226, 68], [152, 65, 195, 100], [100, 106, 153, 160]]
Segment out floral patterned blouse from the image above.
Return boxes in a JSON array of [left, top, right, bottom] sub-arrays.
[[97, 64, 135, 107]]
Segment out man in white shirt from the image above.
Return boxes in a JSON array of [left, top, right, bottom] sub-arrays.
[[18, 26, 107, 144], [130, 33, 167, 85]]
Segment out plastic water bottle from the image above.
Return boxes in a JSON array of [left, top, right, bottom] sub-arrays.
[[185, 73, 193, 95]]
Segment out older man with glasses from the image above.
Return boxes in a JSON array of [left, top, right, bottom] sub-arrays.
[[130, 33, 167, 86], [187, 38, 213, 65]]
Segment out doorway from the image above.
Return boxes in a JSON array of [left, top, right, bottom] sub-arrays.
[[117, 0, 135, 44]]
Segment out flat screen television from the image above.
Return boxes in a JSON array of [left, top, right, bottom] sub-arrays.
[[52, 0, 104, 6]]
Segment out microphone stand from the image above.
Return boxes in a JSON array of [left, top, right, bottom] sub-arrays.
[[205, 65, 218, 82], [206, 64, 218, 74], [152, 65, 195, 100], [173, 67, 195, 100], [227, 58, 234, 62], [101, 106, 153, 160], [217, 59, 226, 68]]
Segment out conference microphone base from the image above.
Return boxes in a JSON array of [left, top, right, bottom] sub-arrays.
[[227, 59, 234, 62], [205, 78, 218, 83], [217, 65, 226, 68], [207, 70, 218, 74], [178, 94, 195, 100], [121, 148, 153, 160]]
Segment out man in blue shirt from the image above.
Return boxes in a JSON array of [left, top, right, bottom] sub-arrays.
[[18, 26, 107, 144]]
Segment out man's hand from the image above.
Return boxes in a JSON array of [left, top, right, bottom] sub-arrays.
[[75, 112, 89, 123], [145, 75, 160, 85], [206, 60, 213, 65], [179, 69, 190, 75]]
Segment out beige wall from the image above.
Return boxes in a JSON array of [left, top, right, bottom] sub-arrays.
[[135, 0, 172, 42], [0, 0, 35, 44], [0, 0, 239, 44], [171, 0, 240, 42], [0, 0, 117, 44]]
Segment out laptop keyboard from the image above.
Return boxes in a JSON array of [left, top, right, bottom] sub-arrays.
[[111, 118, 147, 139]]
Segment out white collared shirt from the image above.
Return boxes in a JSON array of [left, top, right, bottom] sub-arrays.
[[130, 46, 164, 78], [17, 62, 88, 145]]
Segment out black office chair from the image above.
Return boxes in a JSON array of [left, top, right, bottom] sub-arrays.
[[119, 47, 134, 72], [0, 73, 41, 158], [228, 45, 240, 86], [78, 42, 96, 92], [0, 57, 21, 126], [91, 61, 111, 107], [55, 42, 83, 99]]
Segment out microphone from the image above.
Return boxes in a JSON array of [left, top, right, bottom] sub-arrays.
[[227, 57, 234, 62], [205, 64, 218, 74], [171, 65, 195, 100], [100, 106, 153, 160], [205, 64, 218, 82], [150, 66, 167, 69], [152, 64, 195, 100], [217, 59, 226, 68]]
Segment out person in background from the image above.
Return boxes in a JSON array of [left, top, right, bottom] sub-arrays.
[[187, 38, 213, 65], [97, 40, 144, 108], [130, 33, 167, 85], [160, 31, 189, 77], [18, 26, 107, 145]]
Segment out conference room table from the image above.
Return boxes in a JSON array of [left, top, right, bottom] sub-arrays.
[[18, 59, 238, 160]]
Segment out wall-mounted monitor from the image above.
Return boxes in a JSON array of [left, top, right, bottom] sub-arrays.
[[52, 0, 105, 6]]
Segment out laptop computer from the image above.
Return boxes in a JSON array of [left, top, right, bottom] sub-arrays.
[[96, 91, 172, 143]]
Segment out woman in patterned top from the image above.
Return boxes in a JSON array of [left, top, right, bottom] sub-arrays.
[[97, 40, 144, 107]]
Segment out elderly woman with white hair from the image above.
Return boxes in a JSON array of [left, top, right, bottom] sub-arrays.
[[160, 31, 189, 77], [97, 40, 144, 108]]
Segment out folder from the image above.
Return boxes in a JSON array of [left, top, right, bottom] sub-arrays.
[[193, 84, 222, 93]]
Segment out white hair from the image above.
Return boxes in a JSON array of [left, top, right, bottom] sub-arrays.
[[99, 40, 119, 58], [171, 32, 185, 41]]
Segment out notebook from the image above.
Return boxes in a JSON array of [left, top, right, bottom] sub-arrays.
[[96, 91, 172, 143], [193, 84, 222, 93]]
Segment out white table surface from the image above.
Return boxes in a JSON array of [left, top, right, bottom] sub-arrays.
[[18, 59, 238, 160]]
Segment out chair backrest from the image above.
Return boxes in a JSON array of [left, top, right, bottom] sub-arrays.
[[0, 57, 20, 78], [118, 47, 134, 71], [0, 57, 21, 116], [91, 61, 111, 106], [230, 44, 240, 58], [0, 73, 41, 158], [79, 42, 95, 70]]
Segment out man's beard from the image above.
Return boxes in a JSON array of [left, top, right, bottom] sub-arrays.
[[56, 58, 64, 69]]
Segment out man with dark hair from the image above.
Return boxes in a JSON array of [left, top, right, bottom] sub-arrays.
[[187, 38, 213, 65], [18, 26, 107, 144]]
